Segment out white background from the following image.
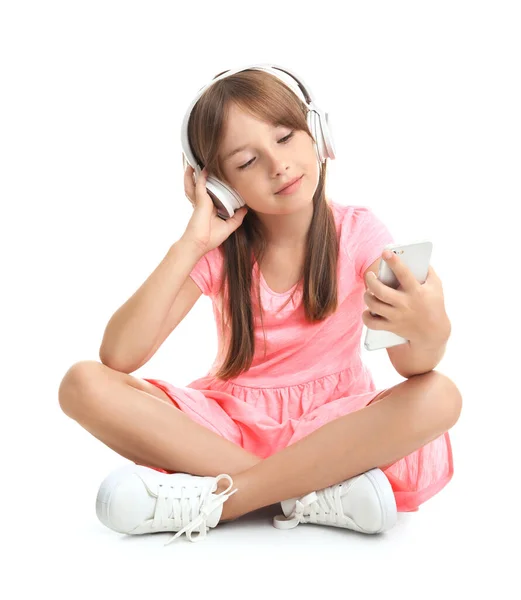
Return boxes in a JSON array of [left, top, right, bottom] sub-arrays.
[[2, 0, 519, 597]]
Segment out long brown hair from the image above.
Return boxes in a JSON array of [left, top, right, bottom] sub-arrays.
[[187, 69, 339, 380]]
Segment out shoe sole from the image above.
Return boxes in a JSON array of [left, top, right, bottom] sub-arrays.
[[362, 468, 398, 533]]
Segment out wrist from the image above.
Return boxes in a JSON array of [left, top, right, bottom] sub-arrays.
[[176, 237, 208, 261], [411, 318, 451, 350]]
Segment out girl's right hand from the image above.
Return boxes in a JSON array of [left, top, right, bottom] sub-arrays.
[[181, 164, 249, 256]]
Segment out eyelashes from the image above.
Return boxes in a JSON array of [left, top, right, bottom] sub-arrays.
[[238, 131, 295, 170]]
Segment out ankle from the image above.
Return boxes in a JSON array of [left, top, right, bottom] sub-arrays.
[[215, 478, 232, 495], [215, 474, 243, 522]]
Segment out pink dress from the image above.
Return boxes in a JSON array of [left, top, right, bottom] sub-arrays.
[[143, 200, 453, 512]]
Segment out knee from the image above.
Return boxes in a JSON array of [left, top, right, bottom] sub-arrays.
[[58, 360, 104, 417], [417, 370, 463, 431]]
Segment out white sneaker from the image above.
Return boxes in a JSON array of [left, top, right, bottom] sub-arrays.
[[273, 468, 397, 534], [96, 464, 238, 544]]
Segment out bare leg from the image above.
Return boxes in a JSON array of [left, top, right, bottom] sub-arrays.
[[58, 360, 262, 476], [219, 371, 462, 521]]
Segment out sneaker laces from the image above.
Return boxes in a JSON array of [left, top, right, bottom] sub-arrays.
[[273, 480, 358, 529], [142, 473, 238, 544]]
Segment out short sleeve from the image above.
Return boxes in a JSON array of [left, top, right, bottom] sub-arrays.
[[342, 205, 395, 280], [188, 246, 224, 297]]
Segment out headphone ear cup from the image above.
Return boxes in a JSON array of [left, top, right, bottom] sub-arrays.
[[205, 175, 246, 220], [321, 111, 336, 159], [307, 107, 336, 163]]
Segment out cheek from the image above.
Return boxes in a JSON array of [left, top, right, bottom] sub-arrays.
[[308, 151, 321, 175], [307, 160, 321, 190]]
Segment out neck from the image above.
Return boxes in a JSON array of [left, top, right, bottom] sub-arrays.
[[256, 201, 314, 249]]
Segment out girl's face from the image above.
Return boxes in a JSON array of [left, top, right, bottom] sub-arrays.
[[218, 103, 320, 215]]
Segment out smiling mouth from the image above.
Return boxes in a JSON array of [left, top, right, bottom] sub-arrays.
[[276, 176, 303, 194]]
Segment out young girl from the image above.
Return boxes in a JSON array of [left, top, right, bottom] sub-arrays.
[[58, 65, 461, 545]]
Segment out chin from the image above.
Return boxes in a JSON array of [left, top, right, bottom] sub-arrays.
[[279, 197, 313, 211]]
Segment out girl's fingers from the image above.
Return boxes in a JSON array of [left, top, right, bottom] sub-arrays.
[[184, 166, 196, 203], [184, 165, 212, 210], [195, 167, 207, 186]]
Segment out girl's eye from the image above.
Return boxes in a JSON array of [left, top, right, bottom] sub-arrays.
[[238, 131, 294, 170]]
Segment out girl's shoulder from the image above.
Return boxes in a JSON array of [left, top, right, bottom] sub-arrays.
[[328, 198, 376, 233], [329, 198, 395, 279]]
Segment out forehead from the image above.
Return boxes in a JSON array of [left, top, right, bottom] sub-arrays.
[[223, 104, 275, 135]]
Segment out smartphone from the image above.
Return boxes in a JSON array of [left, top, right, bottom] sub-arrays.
[[363, 240, 433, 351]]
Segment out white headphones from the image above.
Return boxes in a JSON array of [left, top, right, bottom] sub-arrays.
[[180, 62, 336, 219]]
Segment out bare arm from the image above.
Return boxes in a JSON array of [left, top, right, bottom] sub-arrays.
[[99, 238, 205, 373]]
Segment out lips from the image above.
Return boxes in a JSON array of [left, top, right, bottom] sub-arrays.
[[276, 175, 302, 194]]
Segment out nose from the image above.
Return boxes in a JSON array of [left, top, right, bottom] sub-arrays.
[[268, 154, 291, 177]]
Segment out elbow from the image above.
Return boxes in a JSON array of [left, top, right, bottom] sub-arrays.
[[98, 347, 131, 374], [98, 344, 112, 368]]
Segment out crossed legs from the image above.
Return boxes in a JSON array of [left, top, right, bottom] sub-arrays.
[[58, 361, 462, 523]]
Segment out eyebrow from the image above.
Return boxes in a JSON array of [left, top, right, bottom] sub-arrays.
[[223, 145, 249, 161]]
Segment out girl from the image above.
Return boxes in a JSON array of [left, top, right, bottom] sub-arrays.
[[58, 66, 461, 545]]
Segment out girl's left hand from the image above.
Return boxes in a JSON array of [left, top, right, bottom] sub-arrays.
[[362, 250, 451, 346]]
